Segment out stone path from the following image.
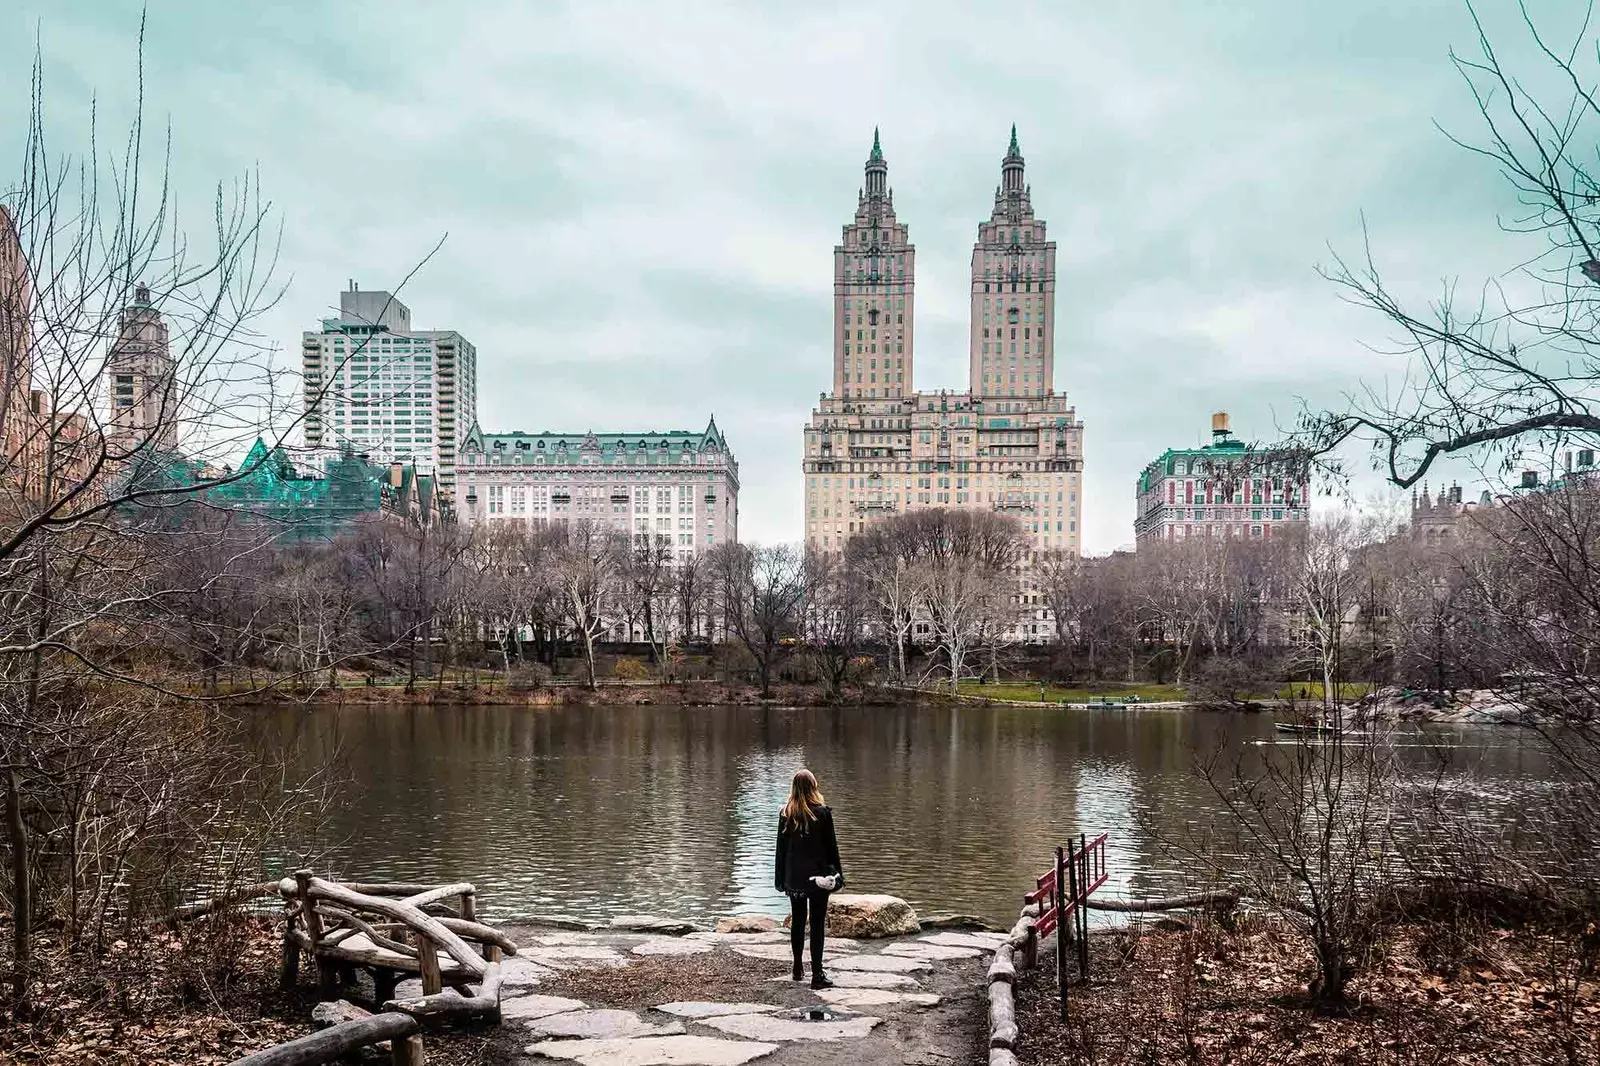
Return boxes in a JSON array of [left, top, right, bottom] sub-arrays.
[[478, 920, 1002, 1065]]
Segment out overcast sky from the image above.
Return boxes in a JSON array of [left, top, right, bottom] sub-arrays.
[[2, 1, 1577, 551]]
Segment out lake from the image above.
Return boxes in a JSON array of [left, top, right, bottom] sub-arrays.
[[254, 703, 1556, 925]]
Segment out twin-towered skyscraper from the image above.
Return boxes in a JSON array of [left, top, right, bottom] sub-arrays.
[[803, 130, 1085, 572]]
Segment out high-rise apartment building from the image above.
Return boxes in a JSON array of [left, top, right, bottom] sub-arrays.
[[803, 130, 1085, 557], [105, 284, 180, 455], [301, 285, 478, 506], [1133, 413, 1309, 546]]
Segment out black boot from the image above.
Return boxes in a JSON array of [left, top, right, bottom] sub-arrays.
[[792, 958, 804, 982], [811, 968, 834, 989]]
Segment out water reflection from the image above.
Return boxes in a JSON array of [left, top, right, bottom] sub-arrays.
[[253, 704, 1556, 924]]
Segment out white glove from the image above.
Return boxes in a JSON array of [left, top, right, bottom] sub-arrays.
[[811, 875, 838, 891]]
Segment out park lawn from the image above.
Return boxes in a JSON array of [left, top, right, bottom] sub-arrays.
[[958, 681, 1187, 703]]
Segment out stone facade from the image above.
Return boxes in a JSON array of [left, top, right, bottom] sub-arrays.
[[105, 284, 180, 455], [803, 130, 1085, 556], [456, 419, 738, 562], [1133, 413, 1309, 546], [301, 285, 478, 507]]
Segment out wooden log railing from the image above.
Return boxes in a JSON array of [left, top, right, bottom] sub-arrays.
[[230, 1011, 424, 1066], [234, 872, 512, 1066]]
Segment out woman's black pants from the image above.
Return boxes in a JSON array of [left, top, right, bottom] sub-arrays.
[[789, 889, 828, 972]]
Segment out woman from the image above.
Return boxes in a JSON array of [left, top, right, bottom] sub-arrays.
[[774, 768, 844, 989]]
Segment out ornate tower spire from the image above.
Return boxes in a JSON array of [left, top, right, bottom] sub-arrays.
[[1001, 124, 1025, 196], [864, 126, 888, 200]]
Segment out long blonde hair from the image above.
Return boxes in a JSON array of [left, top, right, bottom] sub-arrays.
[[781, 769, 826, 830]]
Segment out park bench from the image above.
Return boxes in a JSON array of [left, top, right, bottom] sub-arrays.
[[277, 870, 517, 1006]]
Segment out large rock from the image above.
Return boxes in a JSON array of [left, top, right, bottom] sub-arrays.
[[821, 894, 919, 938], [714, 915, 779, 934], [311, 999, 370, 1028]]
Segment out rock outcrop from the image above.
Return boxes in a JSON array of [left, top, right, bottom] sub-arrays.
[[820, 894, 920, 939]]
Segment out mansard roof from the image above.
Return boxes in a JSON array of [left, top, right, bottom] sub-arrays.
[[463, 417, 730, 459]]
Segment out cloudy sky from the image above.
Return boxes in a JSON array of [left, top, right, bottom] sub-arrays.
[[1, 1, 1575, 550]]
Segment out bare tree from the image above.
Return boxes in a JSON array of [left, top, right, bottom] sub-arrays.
[[801, 549, 867, 697], [552, 520, 624, 689], [711, 541, 805, 699], [847, 520, 919, 684], [1302, 3, 1600, 487]]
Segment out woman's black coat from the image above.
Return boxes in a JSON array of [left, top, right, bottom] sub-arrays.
[[774, 806, 844, 895]]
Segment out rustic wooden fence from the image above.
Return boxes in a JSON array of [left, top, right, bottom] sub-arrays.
[[229, 871, 512, 1066]]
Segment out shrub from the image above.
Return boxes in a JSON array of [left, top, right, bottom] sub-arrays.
[[613, 657, 650, 681]]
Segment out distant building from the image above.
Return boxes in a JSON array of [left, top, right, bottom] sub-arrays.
[[802, 129, 1085, 556], [457, 419, 738, 560], [0, 205, 100, 507], [1134, 413, 1309, 546], [301, 284, 478, 507], [193, 438, 442, 538], [105, 284, 180, 455], [1409, 483, 1492, 545]]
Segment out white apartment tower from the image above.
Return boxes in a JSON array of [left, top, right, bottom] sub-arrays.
[[301, 285, 478, 506]]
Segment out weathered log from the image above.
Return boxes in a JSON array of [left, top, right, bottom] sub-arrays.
[[396, 883, 476, 912], [1086, 891, 1238, 913], [306, 878, 488, 980], [391, 1034, 425, 1066], [433, 917, 516, 956], [229, 1012, 420, 1066], [317, 905, 418, 958], [172, 881, 281, 922], [987, 944, 1016, 984], [988, 979, 1018, 1049], [383, 962, 503, 1024], [1005, 913, 1035, 950]]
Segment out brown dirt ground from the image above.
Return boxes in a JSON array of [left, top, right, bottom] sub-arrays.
[[1012, 919, 1599, 1066]]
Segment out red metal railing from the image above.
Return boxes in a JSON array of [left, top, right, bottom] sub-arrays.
[[1025, 832, 1108, 938]]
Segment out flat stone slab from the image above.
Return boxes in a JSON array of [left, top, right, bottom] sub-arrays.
[[816, 987, 940, 1009], [502, 993, 589, 1021], [524, 1034, 778, 1065], [729, 943, 851, 962], [881, 941, 983, 961], [503, 957, 558, 988], [714, 915, 780, 934], [528, 932, 607, 947], [654, 1002, 780, 1019], [527, 1009, 685, 1040], [610, 915, 702, 936], [524, 945, 629, 969], [699, 1011, 881, 1043], [632, 937, 715, 957], [686, 930, 790, 945], [920, 931, 1006, 950], [826, 953, 931, 973]]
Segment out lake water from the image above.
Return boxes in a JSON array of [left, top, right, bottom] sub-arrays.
[[254, 703, 1556, 925]]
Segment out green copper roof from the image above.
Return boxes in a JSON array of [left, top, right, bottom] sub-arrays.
[[869, 126, 883, 163], [1008, 124, 1020, 157], [464, 418, 728, 461]]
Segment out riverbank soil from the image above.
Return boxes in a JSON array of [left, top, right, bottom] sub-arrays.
[[1012, 920, 1598, 1065]]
